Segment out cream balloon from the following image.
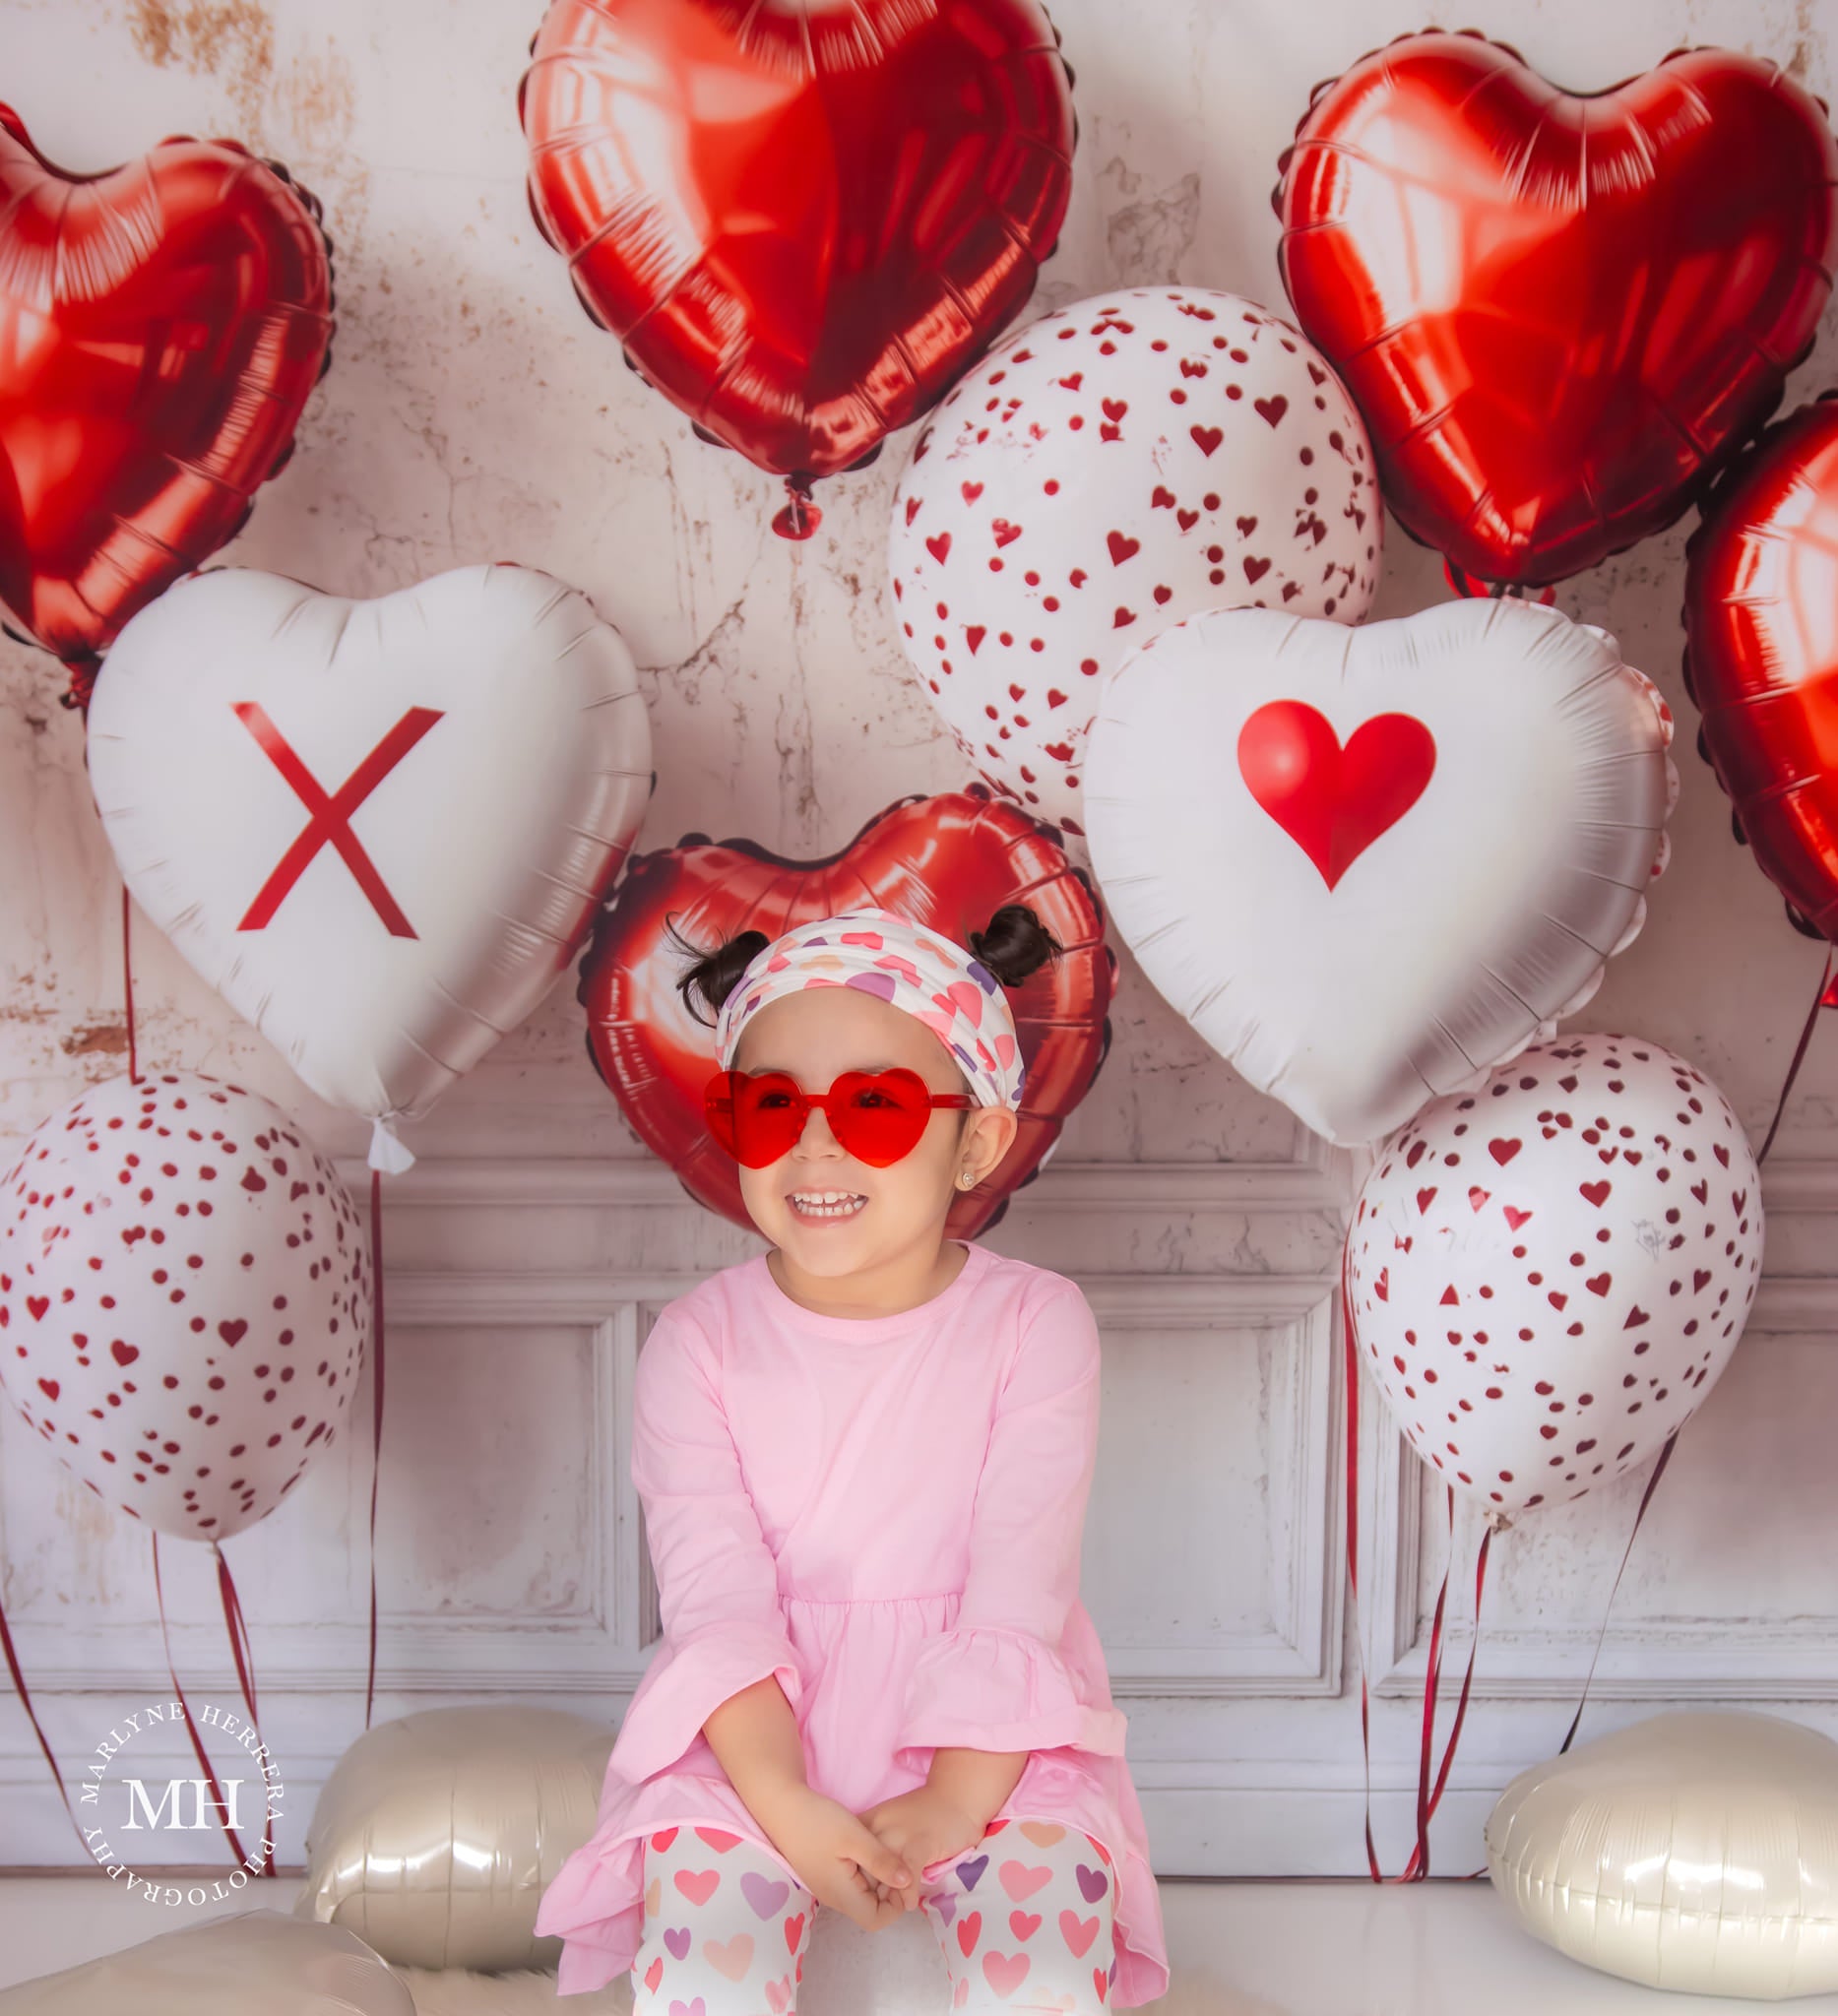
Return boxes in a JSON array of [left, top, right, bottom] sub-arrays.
[[86, 564, 653, 1168], [1346, 1035, 1763, 1518], [1489, 1712, 1838, 1998], [887, 286, 1381, 844], [1083, 598, 1677, 1145], [0, 1070, 369, 1540]]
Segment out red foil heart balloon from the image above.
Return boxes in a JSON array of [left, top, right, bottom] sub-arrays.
[[576, 787, 1114, 1233], [1683, 397, 1838, 945], [0, 106, 335, 705], [520, 0, 1075, 537], [1275, 32, 1838, 589]]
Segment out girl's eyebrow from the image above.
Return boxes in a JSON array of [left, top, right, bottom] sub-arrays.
[[749, 1061, 904, 1079]]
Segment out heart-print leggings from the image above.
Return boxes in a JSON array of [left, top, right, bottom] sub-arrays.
[[632, 1815, 1119, 2014]]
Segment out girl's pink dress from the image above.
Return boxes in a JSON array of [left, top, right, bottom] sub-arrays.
[[534, 1237, 1170, 2006]]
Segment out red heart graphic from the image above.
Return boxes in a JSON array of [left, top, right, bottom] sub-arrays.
[[577, 789, 1113, 1235], [0, 107, 334, 695], [1277, 34, 1838, 586], [1237, 700, 1436, 890], [520, 0, 1074, 505]]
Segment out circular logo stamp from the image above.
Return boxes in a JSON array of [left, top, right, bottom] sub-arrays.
[[77, 1697, 283, 1905]]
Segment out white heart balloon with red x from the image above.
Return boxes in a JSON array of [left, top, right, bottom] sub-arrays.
[[1082, 598, 1678, 1145], [0, 1070, 369, 1540], [1345, 1035, 1763, 1519], [87, 565, 653, 1164], [887, 286, 1382, 842]]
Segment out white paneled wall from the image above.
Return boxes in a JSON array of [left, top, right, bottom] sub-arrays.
[[4, 0, 1838, 1884]]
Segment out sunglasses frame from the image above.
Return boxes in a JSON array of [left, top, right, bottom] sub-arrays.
[[704, 1066, 979, 1168]]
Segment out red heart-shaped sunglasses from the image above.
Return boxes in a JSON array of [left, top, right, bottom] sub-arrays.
[[704, 1067, 978, 1167]]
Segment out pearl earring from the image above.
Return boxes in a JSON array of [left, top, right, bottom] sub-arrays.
[[958, 1169, 974, 1186]]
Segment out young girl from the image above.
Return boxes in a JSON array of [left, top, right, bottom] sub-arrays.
[[534, 903, 1171, 2012]]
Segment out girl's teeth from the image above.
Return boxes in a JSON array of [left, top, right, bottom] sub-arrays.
[[792, 1195, 865, 1219]]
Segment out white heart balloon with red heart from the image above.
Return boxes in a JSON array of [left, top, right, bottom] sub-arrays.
[[887, 285, 1382, 843], [1082, 598, 1677, 1145], [1345, 1035, 1763, 1519], [0, 1070, 369, 1540], [86, 564, 653, 1166]]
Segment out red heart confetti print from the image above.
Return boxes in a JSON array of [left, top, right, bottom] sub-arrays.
[[1345, 1035, 1762, 1517], [888, 285, 1380, 838], [0, 1071, 369, 1539]]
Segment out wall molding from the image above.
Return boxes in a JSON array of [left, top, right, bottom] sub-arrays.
[[1367, 1277, 1838, 1701], [0, 1268, 1345, 1703]]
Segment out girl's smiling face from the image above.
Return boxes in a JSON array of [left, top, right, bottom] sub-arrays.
[[730, 983, 1018, 1314]]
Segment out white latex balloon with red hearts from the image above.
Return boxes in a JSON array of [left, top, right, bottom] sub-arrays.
[[1344, 1035, 1763, 1519], [886, 285, 1381, 844], [86, 564, 653, 1171], [0, 1070, 369, 1540], [1082, 598, 1678, 1145]]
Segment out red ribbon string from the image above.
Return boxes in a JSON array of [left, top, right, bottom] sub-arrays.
[[365, 1164, 387, 1731], [231, 700, 442, 939], [1349, 1230, 1687, 1883], [210, 1540, 276, 1880], [1757, 944, 1835, 1166], [1343, 1240, 1495, 1881], [0, 1582, 90, 1856], [1555, 1428, 1679, 1758], [152, 1531, 266, 1874]]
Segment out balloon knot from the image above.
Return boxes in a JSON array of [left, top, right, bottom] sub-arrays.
[[366, 1116, 416, 1174], [1441, 558, 1554, 607], [773, 474, 822, 541]]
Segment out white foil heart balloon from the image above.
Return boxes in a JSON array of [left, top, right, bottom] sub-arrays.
[[86, 565, 653, 1164], [1345, 1035, 1763, 1518], [0, 1070, 369, 1539], [887, 286, 1381, 843], [1083, 598, 1677, 1145]]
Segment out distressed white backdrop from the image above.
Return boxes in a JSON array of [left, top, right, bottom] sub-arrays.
[[2, 0, 1837, 1886]]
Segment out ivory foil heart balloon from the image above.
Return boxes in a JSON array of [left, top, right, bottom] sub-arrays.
[[520, 0, 1075, 536], [1276, 33, 1838, 589], [576, 788, 1113, 1234], [1683, 397, 1838, 944], [0, 1071, 369, 1539], [0, 105, 335, 702], [887, 286, 1381, 840], [1083, 599, 1676, 1145], [86, 567, 653, 1164], [1345, 1036, 1763, 1518]]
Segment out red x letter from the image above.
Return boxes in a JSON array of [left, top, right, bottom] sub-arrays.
[[233, 702, 445, 938]]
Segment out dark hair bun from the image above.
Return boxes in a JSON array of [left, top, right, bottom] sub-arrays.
[[665, 915, 771, 1030], [666, 902, 1063, 1031], [969, 903, 1063, 988]]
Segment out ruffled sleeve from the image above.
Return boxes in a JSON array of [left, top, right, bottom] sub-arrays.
[[609, 1302, 803, 1786], [893, 1280, 1127, 1774]]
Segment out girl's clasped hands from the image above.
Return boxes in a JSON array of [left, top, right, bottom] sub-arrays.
[[759, 1779, 985, 1933]]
